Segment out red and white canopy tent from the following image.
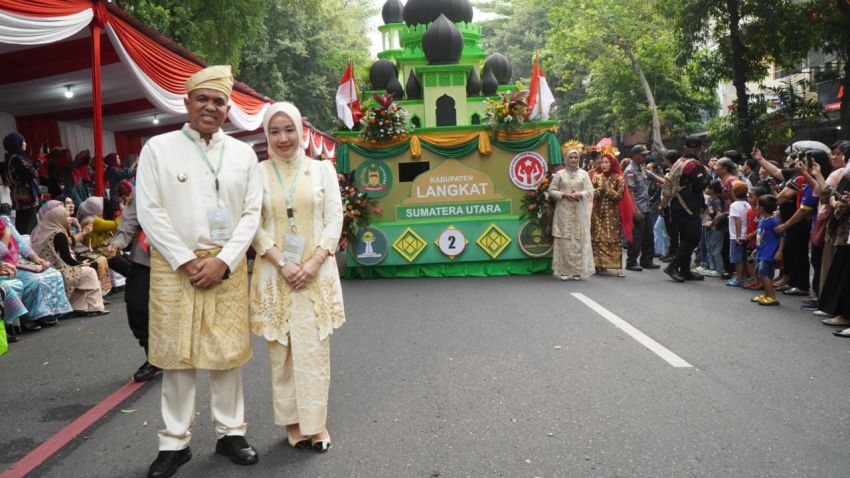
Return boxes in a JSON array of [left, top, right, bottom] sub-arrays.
[[0, 0, 336, 196]]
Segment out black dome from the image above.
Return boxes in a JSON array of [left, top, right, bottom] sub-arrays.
[[481, 67, 498, 96], [422, 14, 463, 65], [466, 68, 482, 97], [382, 0, 404, 24], [484, 53, 512, 84], [386, 76, 405, 100], [369, 60, 398, 90], [403, 0, 473, 26], [405, 71, 422, 100]]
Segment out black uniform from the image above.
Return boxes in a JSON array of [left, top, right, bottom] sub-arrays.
[[671, 154, 709, 278]]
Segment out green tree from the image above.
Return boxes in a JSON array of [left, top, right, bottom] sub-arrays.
[[548, 0, 711, 151], [803, 0, 850, 139], [237, 0, 374, 131], [115, 0, 268, 73], [672, 0, 811, 151]]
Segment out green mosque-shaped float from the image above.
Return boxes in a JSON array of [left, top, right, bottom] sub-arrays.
[[336, 0, 562, 278]]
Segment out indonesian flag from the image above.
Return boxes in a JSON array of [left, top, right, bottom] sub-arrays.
[[527, 54, 556, 121], [336, 62, 363, 129]]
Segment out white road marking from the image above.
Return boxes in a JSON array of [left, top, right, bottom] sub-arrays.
[[571, 293, 693, 368]]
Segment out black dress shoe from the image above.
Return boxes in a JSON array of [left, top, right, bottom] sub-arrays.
[[663, 265, 685, 283], [626, 263, 643, 272], [641, 262, 661, 269], [216, 436, 258, 465], [134, 362, 162, 382], [148, 448, 191, 478], [660, 255, 674, 263], [682, 273, 704, 281]]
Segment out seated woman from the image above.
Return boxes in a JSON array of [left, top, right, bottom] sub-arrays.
[[0, 261, 30, 339], [75, 197, 115, 296], [1, 203, 73, 324], [30, 205, 108, 316]]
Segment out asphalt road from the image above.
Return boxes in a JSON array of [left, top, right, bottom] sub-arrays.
[[2, 267, 849, 478]]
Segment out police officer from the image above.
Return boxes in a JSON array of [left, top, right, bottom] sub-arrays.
[[661, 135, 709, 283], [624, 144, 660, 271]]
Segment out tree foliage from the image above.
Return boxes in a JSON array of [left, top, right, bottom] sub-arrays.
[[115, 0, 268, 73], [238, 0, 375, 131], [671, 0, 811, 151], [547, 0, 713, 148]]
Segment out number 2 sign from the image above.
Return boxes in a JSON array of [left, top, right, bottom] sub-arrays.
[[437, 226, 467, 260]]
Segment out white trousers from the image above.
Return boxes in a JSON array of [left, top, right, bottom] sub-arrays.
[[158, 368, 247, 450]]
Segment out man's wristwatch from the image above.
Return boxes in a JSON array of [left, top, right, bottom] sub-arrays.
[[277, 257, 287, 269]]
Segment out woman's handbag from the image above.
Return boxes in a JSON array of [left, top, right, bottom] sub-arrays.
[[811, 208, 830, 247]]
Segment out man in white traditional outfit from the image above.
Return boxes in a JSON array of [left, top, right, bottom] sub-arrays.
[[136, 65, 262, 478]]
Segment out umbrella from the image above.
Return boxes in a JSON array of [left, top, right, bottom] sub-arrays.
[[786, 141, 830, 154], [596, 137, 613, 149]]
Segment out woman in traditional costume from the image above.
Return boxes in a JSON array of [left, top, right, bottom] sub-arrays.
[[75, 196, 115, 295], [591, 153, 634, 277], [0, 205, 72, 324], [250, 103, 345, 453], [549, 148, 595, 280], [30, 205, 108, 315]]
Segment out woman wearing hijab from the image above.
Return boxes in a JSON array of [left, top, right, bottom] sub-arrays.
[[75, 197, 117, 295], [250, 102, 345, 453], [103, 153, 136, 195], [30, 205, 108, 316], [591, 153, 634, 277], [64, 150, 92, 206], [549, 148, 595, 280], [3, 133, 41, 234], [0, 204, 72, 325]]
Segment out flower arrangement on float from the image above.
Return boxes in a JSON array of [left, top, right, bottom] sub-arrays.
[[519, 170, 554, 234], [338, 171, 381, 249], [484, 90, 530, 133], [358, 92, 412, 144]]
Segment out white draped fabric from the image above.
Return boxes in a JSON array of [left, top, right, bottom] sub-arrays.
[[105, 24, 267, 132], [58, 121, 117, 158], [0, 111, 17, 145], [0, 9, 91, 45]]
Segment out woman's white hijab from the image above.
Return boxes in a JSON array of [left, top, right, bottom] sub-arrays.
[[262, 102, 308, 152]]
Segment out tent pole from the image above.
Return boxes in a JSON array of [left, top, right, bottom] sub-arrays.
[[91, 19, 104, 196]]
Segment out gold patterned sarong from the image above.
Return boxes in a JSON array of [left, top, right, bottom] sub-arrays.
[[148, 248, 251, 370]]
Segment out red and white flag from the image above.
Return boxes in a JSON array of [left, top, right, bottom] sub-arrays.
[[336, 62, 363, 129], [527, 54, 555, 121]]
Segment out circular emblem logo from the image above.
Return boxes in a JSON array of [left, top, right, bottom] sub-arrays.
[[351, 226, 389, 266], [355, 159, 393, 198], [436, 226, 467, 260], [509, 151, 548, 190], [516, 219, 554, 258]]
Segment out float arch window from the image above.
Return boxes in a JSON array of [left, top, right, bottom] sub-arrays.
[[470, 113, 481, 125], [436, 94, 457, 127], [411, 115, 422, 128], [399, 161, 430, 182]]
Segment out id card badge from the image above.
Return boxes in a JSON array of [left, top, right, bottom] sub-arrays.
[[207, 208, 232, 244], [282, 234, 306, 265]]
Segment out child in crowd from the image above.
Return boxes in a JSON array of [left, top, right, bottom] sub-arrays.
[[743, 186, 768, 289], [727, 180, 751, 287], [701, 180, 725, 277], [751, 195, 784, 306]]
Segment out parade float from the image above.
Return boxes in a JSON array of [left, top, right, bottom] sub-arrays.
[[336, 0, 561, 278]]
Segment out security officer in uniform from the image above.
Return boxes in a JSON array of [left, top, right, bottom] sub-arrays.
[[661, 135, 709, 283]]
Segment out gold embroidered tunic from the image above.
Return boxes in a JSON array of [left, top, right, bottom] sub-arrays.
[[591, 173, 625, 269], [249, 152, 345, 435]]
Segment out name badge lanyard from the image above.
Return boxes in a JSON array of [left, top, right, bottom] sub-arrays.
[[182, 126, 226, 205], [270, 157, 303, 233]]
